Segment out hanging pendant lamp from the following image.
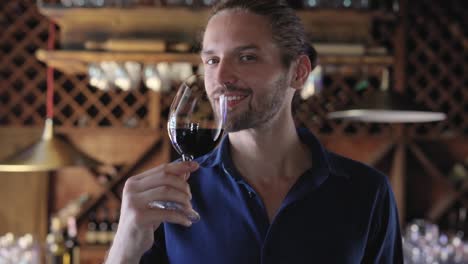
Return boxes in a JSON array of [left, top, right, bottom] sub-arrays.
[[0, 22, 100, 172], [327, 68, 446, 123]]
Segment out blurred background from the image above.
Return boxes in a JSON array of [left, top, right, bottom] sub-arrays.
[[0, 0, 467, 263]]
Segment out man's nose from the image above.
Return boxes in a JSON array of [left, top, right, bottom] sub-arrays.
[[215, 59, 237, 85]]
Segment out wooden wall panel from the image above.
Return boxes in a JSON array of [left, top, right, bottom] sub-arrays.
[[63, 127, 163, 165], [50, 128, 167, 215], [0, 127, 48, 239], [0, 172, 48, 239], [320, 133, 393, 164]]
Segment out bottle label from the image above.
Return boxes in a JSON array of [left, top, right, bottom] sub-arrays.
[[97, 231, 108, 244], [73, 247, 80, 264], [107, 231, 116, 243], [63, 252, 71, 264], [85, 232, 96, 244]]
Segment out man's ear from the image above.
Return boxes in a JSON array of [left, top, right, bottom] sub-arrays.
[[291, 54, 312, 90]]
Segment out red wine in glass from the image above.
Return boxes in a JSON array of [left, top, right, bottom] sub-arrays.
[[171, 126, 224, 161]]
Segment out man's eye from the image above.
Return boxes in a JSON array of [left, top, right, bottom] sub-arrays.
[[240, 55, 257, 62], [206, 58, 219, 65]]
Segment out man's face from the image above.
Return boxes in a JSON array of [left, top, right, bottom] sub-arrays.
[[201, 10, 293, 132]]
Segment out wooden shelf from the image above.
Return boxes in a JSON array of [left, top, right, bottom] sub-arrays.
[[35, 4, 396, 73], [38, 5, 393, 48], [39, 4, 397, 22], [38, 6, 210, 48], [36, 49, 393, 74], [35, 50, 202, 74], [317, 55, 394, 66]]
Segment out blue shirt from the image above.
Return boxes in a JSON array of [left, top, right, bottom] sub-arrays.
[[140, 129, 403, 264]]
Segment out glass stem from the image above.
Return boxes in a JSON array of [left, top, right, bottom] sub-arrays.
[[182, 154, 194, 162], [181, 154, 194, 185]]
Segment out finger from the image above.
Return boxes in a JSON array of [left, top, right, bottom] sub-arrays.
[[136, 172, 192, 197], [138, 186, 192, 209], [162, 161, 199, 177], [141, 208, 193, 227], [132, 161, 198, 181], [130, 164, 166, 181], [129, 161, 180, 181]]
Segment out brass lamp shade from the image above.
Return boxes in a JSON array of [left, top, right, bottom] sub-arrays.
[[0, 119, 100, 172], [327, 90, 447, 123]]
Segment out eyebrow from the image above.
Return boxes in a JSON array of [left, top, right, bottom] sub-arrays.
[[201, 44, 260, 56]]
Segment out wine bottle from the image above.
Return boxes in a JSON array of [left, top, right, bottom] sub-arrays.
[[457, 207, 467, 238], [85, 212, 98, 245], [46, 217, 65, 264], [97, 208, 111, 245], [109, 209, 120, 243], [370, 0, 398, 12], [64, 217, 80, 264], [57, 194, 90, 224], [392, 0, 399, 12], [449, 162, 468, 189], [97, 173, 112, 185], [369, 0, 380, 10]]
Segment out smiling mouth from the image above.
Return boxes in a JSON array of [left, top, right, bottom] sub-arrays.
[[225, 95, 249, 109]]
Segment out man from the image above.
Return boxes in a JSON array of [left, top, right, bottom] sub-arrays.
[[106, 1, 403, 263]]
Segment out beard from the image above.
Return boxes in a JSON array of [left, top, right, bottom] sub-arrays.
[[225, 73, 288, 132]]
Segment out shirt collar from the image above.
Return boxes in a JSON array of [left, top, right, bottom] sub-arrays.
[[198, 128, 349, 179]]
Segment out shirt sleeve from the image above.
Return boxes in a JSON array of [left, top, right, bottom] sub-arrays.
[[139, 225, 169, 264], [362, 176, 404, 264]]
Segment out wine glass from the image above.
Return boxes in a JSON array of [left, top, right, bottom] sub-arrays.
[[149, 74, 226, 223]]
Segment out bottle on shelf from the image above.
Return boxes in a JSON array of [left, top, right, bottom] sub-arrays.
[[448, 162, 468, 189], [360, 0, 370, 9], [340, 0, 358, 9], [97, 208, 111, 245], [369, 0, 399, 12], [97, 173, 113, 185], [85, 212, 98, 245], [456, 207, 466, 238], [109, 208, 120, 243], [95, 165, 118, 185], [200, 0, 216, 6], [64, 217, 80, 264], [46, 217, 65, 264], [392, 0, 399, 13], [56, 194, 90, 225], [303, 0, 321, 9]]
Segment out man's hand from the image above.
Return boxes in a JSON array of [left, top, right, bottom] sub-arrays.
[[105, 161, 199, 264]]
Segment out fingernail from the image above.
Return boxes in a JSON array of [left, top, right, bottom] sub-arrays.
[[186, 210, 200, 222], [189, 161, 199, 169], [185, 221, 192, 227]]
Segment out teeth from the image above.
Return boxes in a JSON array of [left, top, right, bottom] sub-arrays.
[[226, 96, 245, 101]]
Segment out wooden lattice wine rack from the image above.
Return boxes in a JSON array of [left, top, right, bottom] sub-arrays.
[[405, 0, 468, 137], [1, 0, 468, 262]]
